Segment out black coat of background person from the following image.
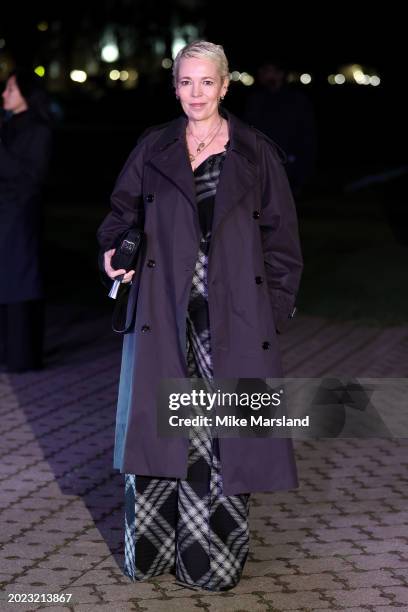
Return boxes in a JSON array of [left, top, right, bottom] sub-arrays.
[[244, 61, 317, 196], [0, 72, 52, 371]]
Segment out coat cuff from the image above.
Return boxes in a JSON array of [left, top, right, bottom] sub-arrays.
[[98, 248, 113, 291]]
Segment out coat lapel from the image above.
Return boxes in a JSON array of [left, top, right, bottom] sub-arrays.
[[211, 109, 259, 239], [212, 115, 258, 238], [148, 116, 197, 208], [146, 110, 259, 230]]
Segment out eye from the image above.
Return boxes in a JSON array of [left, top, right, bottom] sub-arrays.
[[203, 80, 214, 86], [179, 80, 190, 86]]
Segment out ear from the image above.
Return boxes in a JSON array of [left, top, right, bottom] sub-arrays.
[[221, 75, 229, 96]]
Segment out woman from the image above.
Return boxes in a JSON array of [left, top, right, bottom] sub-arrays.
[[97, 41, 303, 591], [0, 69, 52, 372]]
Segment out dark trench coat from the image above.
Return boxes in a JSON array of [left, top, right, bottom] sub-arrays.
[[0, 110, 51, 304], [97, 108, 303, 495]]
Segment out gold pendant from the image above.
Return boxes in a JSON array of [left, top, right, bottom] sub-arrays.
[[189, 152, 195, 162], [196, 142, 205, 153]]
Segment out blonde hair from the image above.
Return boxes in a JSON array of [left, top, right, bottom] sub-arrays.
[[172, 40, 230, 87]]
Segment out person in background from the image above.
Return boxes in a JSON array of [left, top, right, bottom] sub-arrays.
[[244, 59, 317, 197], [0, 69, 52, 372]]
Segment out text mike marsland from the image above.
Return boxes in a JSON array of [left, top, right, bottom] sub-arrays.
[[168, 415, 310, 428]]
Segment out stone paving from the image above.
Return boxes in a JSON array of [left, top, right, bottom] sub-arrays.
[[0, 308, 407, 611]]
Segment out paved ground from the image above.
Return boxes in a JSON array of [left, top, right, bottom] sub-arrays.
[[1, 307, 407, 611]]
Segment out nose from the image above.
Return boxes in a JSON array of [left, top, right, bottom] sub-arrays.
[[191, 82, 203, 97]]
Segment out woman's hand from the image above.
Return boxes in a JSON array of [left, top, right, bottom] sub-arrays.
[[104, 249, 135, 284]]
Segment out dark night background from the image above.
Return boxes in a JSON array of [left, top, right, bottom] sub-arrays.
[[1, 1, 407, 332]]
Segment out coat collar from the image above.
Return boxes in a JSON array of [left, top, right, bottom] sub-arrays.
[[151, 107, 257, 165], [147, 108, 259, 238]]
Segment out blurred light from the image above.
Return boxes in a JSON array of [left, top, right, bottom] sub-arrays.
[[342, 64, 380, 86], [184, 24, 198, 38], [327, 74, 336, 85], [0, 39, 5, 49], [370, 75, 381, 86], [70, 70, 87, 83], [340, 64, 361, 82], [109, 69, 120, 81], [34, 65, 45, 77], [162, 58, 172, 69], [287, 72, 298, 83], [154, 40, 166, 56], [49, 61, 60, 79], [240, 72, 254, 86], [172, 37, 187, 59], [300, 73, 312, 84], [127, 69, 138, 83], [354, 73, 371, 85], [101, 43, 119, 63], [353, 69, 365, 84], [230, 71, 241, 81], [334, 73, 345, 84], [120, 70, 129, 81], [37, 21, 48, 32]]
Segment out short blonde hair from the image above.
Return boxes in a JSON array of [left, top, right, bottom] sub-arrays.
[[172, 40, 230, 87]]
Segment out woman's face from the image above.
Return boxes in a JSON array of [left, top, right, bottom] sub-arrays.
[[175, 57, 228, 121], [2, 75, 28, 113]]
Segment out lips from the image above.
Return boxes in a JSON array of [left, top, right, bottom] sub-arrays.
[[190, 103, 205, 108]]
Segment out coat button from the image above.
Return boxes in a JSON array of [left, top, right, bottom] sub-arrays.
[[262, 341, 270, 350], [255, 276, 264, 284], [253, 210, 260, 219], [147, 259, 156, 268], [146, 193, 155, 202], [141, 324, 151, 333]]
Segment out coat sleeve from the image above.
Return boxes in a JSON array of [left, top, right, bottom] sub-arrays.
[[96, 136, 147, 287], [0, 123, 51, 185], [97, 146, 146, 250], [257, 135, 303, 333]]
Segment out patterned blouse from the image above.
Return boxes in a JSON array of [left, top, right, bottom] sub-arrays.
[[187, 146, 228, 381]]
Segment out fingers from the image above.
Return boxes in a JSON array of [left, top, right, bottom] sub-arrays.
[[104, 249, 124, 279], [103, 249, 116, 276], [122, 270, 135, 284], [103, 249, 135, 283], [112, 269, 126, 279]]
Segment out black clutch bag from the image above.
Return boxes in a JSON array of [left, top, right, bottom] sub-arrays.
[[111, 227, 144, 276], [109, 227, 145, 334]]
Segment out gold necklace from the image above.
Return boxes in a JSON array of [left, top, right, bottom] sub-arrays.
[[188, 117, 222, 150], [186, 118, 223, 162]]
